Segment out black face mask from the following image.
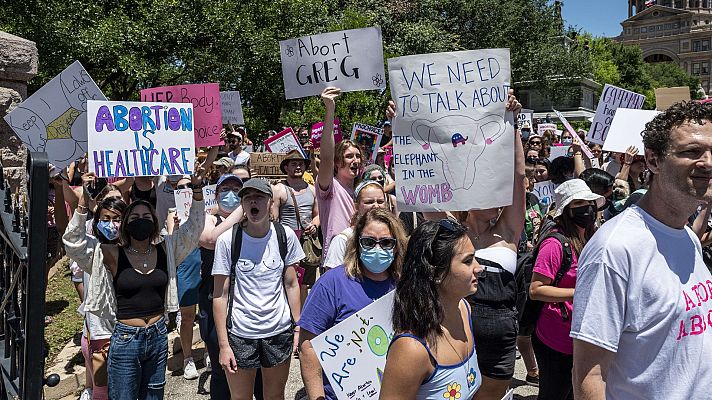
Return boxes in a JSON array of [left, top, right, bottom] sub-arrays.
[[127, 218, 154, 241], [570, 204, 596, 229]]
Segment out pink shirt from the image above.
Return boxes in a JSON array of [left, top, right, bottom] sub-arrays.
[[533, 236, 578, 354], [317, 177, 355, 265]]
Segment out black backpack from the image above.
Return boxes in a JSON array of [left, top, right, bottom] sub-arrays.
[[515, 231, 573, 336], [226, 222, 288, 330]]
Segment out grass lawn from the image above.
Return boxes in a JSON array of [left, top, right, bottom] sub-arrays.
[[44, 257, 83, 364]]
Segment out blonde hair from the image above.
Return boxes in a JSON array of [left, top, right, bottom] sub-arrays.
[[343, 208, 407, 281]]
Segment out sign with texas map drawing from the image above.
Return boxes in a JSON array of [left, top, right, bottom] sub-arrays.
[[388, 49, 515, 212], [3, 61, 106, 169]]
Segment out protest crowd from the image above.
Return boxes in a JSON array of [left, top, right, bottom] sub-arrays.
[[11, 25, 712, 400]]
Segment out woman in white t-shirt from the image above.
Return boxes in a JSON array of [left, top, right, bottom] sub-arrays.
[[211, 179, 305, 399]]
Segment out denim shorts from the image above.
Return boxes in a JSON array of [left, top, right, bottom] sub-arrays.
[[228, 329, 293, 369], [108, 317, 168, 400], [471, 304, 518, 380]]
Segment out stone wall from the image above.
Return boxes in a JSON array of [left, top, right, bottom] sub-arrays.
[[0, 31, 38, 192]]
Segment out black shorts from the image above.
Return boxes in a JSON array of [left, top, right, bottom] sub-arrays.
[[471, 305, 518, 380], [301, 263, 318, 286], [228, 330, 293, 369]]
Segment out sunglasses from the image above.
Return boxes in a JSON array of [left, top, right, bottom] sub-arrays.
[[359, 236, 397, 250], [529, 141, 542, 145]]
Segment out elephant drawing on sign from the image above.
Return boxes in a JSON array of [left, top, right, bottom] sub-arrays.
[[411, 114, 506, 191]]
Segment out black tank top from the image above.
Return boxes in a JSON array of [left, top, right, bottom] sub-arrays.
[[199, 215, 223, 299], [130, 181, 157, 208], [114, 245, 169, 320]]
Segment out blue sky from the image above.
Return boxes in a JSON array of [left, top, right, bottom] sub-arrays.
[[562, 0, 630, 38]]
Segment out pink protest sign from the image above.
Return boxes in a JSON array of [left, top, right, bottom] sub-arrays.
[[553, 109, 595, 159], [264, 127, 307, 157], [310, 118, 343, 149], [141, 83, 223, 147]]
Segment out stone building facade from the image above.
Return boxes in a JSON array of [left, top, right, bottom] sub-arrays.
[[618, 2, 712, 92], [0, 31, 38, 192]]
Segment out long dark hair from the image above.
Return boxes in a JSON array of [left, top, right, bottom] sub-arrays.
[[92, 197, 127, 243], [119, 200, 160, 246], [554, 204, 596, 255], [392, 220, 469, 346]]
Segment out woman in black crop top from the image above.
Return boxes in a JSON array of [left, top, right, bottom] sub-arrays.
[[100, 176, 206, 400]]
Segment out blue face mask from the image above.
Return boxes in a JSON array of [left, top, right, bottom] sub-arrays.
[[359, 246, 394, 274], [96, 221, 120, 241], [562, 138, 573, 145], [218, 191, 240, 212]]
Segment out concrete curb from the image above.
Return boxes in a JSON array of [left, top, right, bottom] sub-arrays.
[[44, 324, 203, 400]]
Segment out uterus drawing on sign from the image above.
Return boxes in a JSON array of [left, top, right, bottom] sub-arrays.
[[411, 114, 505, 191]]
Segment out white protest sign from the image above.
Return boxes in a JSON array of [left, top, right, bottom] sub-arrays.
[[311, 291, 395, 400], [87, 100, 196, 178], [203, 184, 218, 213], [220, 91, 245, 124], [280, 27, 386, 99], [590, 157, 601, 169], [388, 49, 515, 212], [517, 109, 533, 129], [501, 389, 514, 400], [264, 128, 306, 157], [548, 145, 571, 161], [533, 180, 556, 209], [351, 123, 384, 163], [3, 61, 106, 170], [174, 188, 193, 223], [553, 109, 595, 159], [537, 123, 557, 136], [602, 108, 660, 153], [587, 84, 645, 145]]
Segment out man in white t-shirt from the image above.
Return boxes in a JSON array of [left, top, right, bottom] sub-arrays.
[[211, 178, 304, 399], [571, 101, 712, 399]]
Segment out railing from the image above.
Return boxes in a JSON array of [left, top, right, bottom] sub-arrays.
[[0, 152, 59, 399]]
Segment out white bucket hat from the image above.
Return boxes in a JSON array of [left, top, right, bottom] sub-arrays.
[[553, 179, 605, 218]]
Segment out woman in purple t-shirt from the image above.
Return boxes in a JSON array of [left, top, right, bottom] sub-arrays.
[[530, 179, 603, 400], [297, 208, 408, 400]]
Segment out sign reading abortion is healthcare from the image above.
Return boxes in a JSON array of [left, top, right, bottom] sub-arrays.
[[87, 101, 196, 178]]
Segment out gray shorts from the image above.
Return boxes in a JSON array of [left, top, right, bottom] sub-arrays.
[[228, 330, 293, 369]]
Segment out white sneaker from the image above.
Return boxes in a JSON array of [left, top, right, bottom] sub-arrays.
[[183, 357, 199, 380], [79, 388, 92, 400], [205, 353, 211, 373]]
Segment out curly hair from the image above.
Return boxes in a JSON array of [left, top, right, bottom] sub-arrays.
[[643, 101, 712, 158]]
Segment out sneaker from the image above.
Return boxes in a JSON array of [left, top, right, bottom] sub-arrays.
[[79, 388, 93, 400], [205, 353, 211, 373], [526, 373, 539, 387], [183, 358, 199, 380]]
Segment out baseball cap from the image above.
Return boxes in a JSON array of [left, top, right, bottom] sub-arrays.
[[216, 174, 243, 187], [238, 178, 273, 198]]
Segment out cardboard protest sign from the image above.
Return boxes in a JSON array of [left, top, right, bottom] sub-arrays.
[[602, 108, 660, 153], [587, 84, 645, 145], [87, 100, 196, 178], [220, 91, 245, 124], [3, 61, 106, 170], [141, 83, 222, 147], [537, 123, 557, 136], [553, 109, 594, 159], [203, 184, 218, 214], [264, 128, 306, 157], [655, 86, 690, 111], [310, 119, 343, 149], [351, 123, 383, 163], [548, 145, 571, 161], [311, 291, 395, 400], [279, 27, 386, 99], [174, 188, 193, 223], [250, 152, 288, 177], [388, 48, 515, 212], [533, 180, 556, 209]]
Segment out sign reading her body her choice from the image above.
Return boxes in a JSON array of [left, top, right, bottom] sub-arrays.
[[264, 128, 307, 157], [351, 123, 383, 163], [311, 291, 395, 400], [279, 27, 387, 99], [310, 119, 343, 149], [388, 48, 515, 212], [586, 84, 645, 145], [3, 61, 106, 170], [87, 100, 196, 178], [220, 91, 245, 124], [141, 83, 223, 147]]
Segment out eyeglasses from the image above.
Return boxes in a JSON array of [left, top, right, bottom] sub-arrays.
[[359, 236, 397, 250]]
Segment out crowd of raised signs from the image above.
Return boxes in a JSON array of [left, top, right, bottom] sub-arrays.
[[9, 25, 712, 400]]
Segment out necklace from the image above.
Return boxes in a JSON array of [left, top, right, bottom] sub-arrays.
[[128, 246, 153, 269], [442, 327, 472, 384]]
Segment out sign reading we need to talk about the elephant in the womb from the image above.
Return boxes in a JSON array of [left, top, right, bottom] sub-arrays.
[[388, 49, 515, 212]]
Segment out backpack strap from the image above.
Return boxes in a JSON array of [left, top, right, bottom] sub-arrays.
[[273, 221, 295, 327], [227, 223, 243, 330]]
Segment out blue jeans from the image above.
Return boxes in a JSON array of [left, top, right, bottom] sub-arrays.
[[108, 317, 168, 400]]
